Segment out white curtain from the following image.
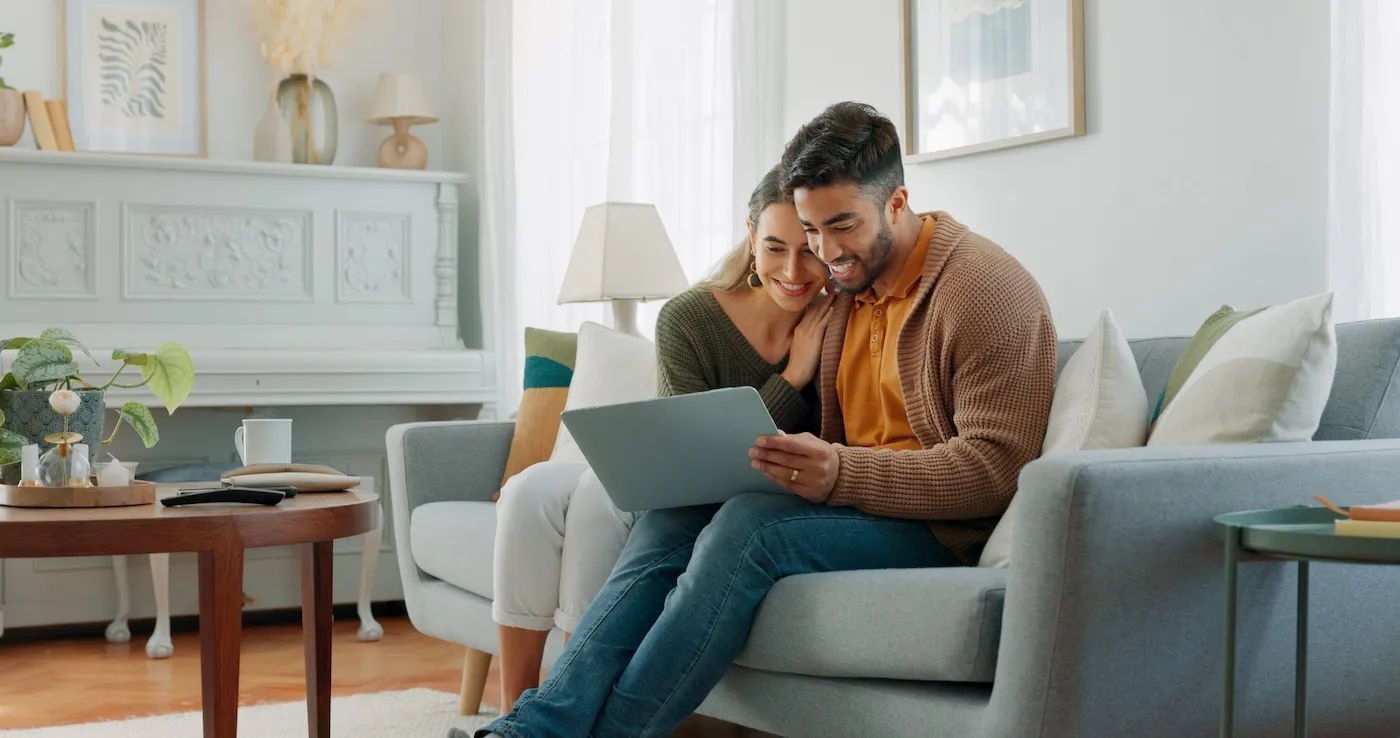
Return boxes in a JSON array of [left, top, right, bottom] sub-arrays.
[[483, 0, 787, 414], [1328, 0, 1400, 323]]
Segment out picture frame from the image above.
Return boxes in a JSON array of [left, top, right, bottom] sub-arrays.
[[902, 0, 1085, 163], [60, 0, 207, 157]]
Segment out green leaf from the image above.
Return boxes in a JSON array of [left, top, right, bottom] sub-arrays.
[[112, 349, 152, 366], [11, 339, 77, 387], [0, 426, 25, 466], [40, 327, 97, 365], [140, 342, 193, 413], [0, 373, 15, 391], [117, 402, 159, 448], [0, 337, 33, 352]]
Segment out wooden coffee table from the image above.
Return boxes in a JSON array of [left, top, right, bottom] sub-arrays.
[[0, 485, 378, 738]]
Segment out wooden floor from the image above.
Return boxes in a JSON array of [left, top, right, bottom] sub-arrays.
[[0, 615, 768, 736]]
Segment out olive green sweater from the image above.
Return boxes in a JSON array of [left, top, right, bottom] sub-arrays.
[[654, 286, 820, 434]]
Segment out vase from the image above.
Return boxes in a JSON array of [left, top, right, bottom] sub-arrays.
[[253, 95, 293, 163], [0, 389, 106, 484], [0, 89, 25, 147], [276, 74, 338, 165]]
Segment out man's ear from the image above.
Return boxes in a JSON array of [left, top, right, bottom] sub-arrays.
[[886, 185, 911, 223]]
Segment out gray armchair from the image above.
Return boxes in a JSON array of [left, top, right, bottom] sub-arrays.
[[384, 419, 567, 714]]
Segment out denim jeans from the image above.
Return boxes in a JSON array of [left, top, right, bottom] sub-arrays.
[[477, 492, 962, 738]]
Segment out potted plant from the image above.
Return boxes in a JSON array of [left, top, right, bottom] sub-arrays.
[[0, 31, 24, 147], [0, 329, 195, 481]]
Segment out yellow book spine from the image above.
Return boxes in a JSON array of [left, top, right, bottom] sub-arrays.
[[1334, 519, 1400, 538]]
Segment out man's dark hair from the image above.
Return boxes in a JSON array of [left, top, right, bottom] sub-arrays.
[[778, 101, 904, 204]]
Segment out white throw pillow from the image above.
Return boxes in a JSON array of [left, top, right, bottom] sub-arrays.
[[1147, 292, 1336, 446], [550, 321, 659, 462], [979, 309, 1148, 568]]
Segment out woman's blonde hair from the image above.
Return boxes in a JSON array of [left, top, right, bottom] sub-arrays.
[[702, 164, 790, 292]]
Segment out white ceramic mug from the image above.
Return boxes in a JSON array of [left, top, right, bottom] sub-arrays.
[[234, 418, 292, 465]]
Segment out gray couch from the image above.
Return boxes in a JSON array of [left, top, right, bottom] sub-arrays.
[[386, 318, 1400, 737]]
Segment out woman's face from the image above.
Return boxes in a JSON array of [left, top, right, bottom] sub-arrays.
[[749, 203, 828, 313]]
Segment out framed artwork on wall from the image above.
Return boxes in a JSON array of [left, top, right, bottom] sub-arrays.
[[902, 0, 1084, 163], [60, 0, 207, 157]]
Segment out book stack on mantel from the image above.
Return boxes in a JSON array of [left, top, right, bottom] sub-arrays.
[[1335, 501, 1400, 538]]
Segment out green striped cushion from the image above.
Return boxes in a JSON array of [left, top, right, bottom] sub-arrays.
[[1147, 293, 1336, 446]]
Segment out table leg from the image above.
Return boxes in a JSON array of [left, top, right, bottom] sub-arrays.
[[302, 540, 333, 738], [1221, 525, 1239, 738], [198, 544, 245, 738], [1296, 560, 1309, 738]]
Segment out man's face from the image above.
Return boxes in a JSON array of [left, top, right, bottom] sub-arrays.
[[792, 182, 895, 295]]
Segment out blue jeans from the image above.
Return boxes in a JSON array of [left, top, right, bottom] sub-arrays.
[[478, 492, 962, 738]]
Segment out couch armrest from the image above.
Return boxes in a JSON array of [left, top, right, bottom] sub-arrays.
[[986, 439, 1400, 738], [385, 419, 515, 613]]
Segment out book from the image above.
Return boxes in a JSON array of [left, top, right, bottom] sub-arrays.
[[22, 91, 58, 151], [45, 100, 75, 152], [1334, 518, 1400, 538], [1347, 499, 1400, 522]]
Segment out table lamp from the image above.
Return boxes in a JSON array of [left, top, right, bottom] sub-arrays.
[[367, 72, 438, 170], [557, 202, 690, 336]]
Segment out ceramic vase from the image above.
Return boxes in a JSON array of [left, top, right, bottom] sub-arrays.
[[253, 95, 293, 163], [0, 389, 106, 484], [276, 74, 338, 165], [0, 89, 25, 147]]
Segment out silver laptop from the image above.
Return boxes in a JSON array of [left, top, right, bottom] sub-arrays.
[[558, 386, 789, 512]]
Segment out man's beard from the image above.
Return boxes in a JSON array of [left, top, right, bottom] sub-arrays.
[[830, 217, 895, 295]]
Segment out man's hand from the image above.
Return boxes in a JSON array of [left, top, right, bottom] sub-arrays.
[[749, 432, 840, 502]]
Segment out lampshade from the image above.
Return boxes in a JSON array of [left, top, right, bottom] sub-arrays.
[[367, 72, 439, 125], [557, 202, 691, 303]]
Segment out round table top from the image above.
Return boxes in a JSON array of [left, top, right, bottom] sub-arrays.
[[0, 484, 378, 558], [1215, 506, 1400, 564]]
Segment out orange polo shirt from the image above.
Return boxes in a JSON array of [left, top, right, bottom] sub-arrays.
[[836, 215, 935, 452]]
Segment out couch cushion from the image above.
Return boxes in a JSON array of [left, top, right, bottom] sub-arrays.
[[410, 501, 496, 599], [734, 567, 1006, 683]]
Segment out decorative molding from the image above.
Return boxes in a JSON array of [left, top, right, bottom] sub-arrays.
[[10, 200, 99, 300], [336, 212, 411, 303], [122, 204, 313, 300], [435, 183, 460, 341]]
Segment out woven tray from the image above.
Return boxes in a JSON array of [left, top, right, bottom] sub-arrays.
[[0, 480, 157, 508]]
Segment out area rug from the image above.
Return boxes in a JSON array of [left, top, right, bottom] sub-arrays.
[[0, 688, 498, 737]]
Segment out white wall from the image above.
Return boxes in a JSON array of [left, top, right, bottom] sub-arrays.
[[783, 0, 1330, 338], [1, 0, 449, 168]]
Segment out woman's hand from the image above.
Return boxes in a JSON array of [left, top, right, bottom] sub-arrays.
[[781, 292, 836, 389]]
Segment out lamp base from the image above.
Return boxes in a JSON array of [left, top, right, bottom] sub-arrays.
[[611, 300, 641, 337], [377, 119, 428, 170]]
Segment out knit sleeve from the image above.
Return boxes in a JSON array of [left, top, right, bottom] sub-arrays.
[[758, 373, 810, 433], [655, 304, 712, 397], [823, 310, 1056, 520]]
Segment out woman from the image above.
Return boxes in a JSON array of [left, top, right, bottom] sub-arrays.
[[489, 165, 834, 712]]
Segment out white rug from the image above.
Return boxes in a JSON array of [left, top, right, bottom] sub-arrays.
[[0, 688, 498, 737]]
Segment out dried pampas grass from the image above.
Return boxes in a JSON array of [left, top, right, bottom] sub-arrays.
[[246, 0, 377, 77]]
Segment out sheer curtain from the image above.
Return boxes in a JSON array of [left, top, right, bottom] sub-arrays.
[[483, 0, 786, 414], [1328, 0, 1400, 323]]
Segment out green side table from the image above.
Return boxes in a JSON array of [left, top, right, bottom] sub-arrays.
[[1214, 507, 1400, 738]]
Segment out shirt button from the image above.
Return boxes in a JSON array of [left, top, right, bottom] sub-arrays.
[[871, 333, 879, 342], [874, 309, 883, 317]]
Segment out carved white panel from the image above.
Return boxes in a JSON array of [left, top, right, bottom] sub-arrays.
[[9, 200, 98, 300], [123, 205, 313, 300], [336, 211, 411, 303]]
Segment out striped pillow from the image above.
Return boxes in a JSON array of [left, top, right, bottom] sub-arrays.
[[1147, 292, 1336, 446], [498, 328, 578, 497]]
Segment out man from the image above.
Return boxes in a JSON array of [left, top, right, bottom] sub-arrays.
[[467, 101, 1056, 738]]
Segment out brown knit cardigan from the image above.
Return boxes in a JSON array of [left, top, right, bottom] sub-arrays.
[[816, 211, 1058, 564]]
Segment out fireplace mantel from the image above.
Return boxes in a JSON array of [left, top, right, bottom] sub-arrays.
[[0, 148, 494, 411]]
